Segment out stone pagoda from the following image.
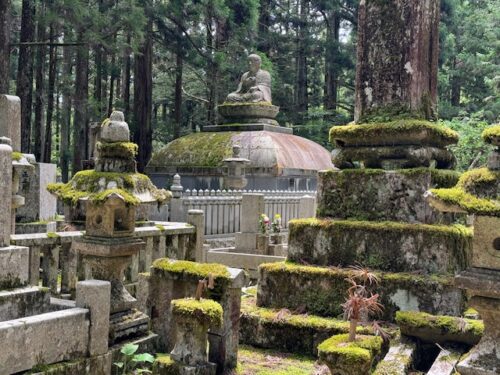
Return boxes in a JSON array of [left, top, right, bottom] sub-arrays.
[[426, 124, 500, 375], [49, 111, 171, 343], [147, 54, 333, 191]]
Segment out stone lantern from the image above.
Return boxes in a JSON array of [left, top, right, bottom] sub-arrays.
[[425, 124, 500, 375], [223, 145, 250, 190]]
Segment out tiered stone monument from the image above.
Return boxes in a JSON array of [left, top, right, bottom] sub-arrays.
[[426, 125, 500, 375], [147, 54, 333, 191], [49, 111, 171, 344]]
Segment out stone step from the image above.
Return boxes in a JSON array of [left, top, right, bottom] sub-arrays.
[[396, 311, 483, 346], [239, 293, 375, 356], [0, 285, 50, 321], [257, 262, 466, 320], [287, 218, 472, 274], [373, 338, 417, 375], [427, 346, 464, 375]]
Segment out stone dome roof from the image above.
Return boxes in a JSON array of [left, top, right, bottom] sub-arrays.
[[148, 131, 334, 173]]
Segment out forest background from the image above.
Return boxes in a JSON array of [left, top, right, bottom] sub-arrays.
[[0, 0, 498, 180]]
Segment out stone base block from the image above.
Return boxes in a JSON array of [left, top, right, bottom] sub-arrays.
[[0, 245, 30, 289], [0, 286, 50, 320], [257, 262, 466, 320], [287, 219, 472, 273], [235, 232, 257, 252], [28, 352, 112, 375], [373, 339, 416, 375], [15, 221, 57, 234], [317, 168, 460, 223], [109, 308, 150, 344], [154, 354, 216, 375]]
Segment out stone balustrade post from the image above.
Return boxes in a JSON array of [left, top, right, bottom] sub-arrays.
[[187, 209, 205, 262], [76, 280, 111, 356], [235, 193, 264, 252], [0, 137, 12, 247], [60, 242, 77, 295], [169, 174, 185, 222], [41, 244, 60, 293], [298, 194, 316, 219]]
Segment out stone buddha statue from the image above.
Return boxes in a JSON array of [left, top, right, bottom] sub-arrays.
[[226, 54, 272, 103]]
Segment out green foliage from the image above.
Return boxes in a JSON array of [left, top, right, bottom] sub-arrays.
[[113, 343, 155, 375]]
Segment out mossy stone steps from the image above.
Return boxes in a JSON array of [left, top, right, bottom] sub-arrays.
[[239, 294, 374, 356], [288, 218, 472, 273], [257, 262, 466, 320]]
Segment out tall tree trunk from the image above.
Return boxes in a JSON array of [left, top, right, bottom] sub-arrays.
[[60, 39, 73, 182], [16, 0, 36, 152], [257, 0, 272, 54], [173, 46, 183, 139], [205, 2, 216, 124], [108, 52, 116, 116], [73, 32, 89, 174], [354, 0, 440, 122], [0, 0, 10, 93], [133, 21, 153, 172], [450, 58, 460, 106], [42, 23, 58, 163], [323, 12, 340, 110], [33, 2, 47, 161], [94, 44, 103, 117], [295, 0, 309, 119], [121, 34, 131, 119]]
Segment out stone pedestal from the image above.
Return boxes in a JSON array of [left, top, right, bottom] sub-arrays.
[[235, 193, 265, 252]]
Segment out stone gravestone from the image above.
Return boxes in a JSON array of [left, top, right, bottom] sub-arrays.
[[0, 95, 21, 151]]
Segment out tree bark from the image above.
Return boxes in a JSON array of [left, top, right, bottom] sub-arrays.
[[121, 33, 131, 119], [33, 2, 47, 161], [295, 0, 309, 119], [133, 21, 153, 173], [323, 12, 340, 111], [73, 32, 89, 174], [16, 0, 36, 152], [257, 0, 272, 55], [173, 43, 183, 139], [354, 0, 440, 122], [0, 0, 10, 93], [42, 23, 58, 163], [60, 40, 73, 182]]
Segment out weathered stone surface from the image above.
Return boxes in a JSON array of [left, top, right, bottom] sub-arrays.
[[257, 263, 466, 320], [0, 286, 50, 320], [15, 221, 57, 234], [0, 95, 21, 150], [100, 111, 130, 142], [76, 280, 111, 356], [373, 339, 416, 375], [0, 137, 12, 247], [471, 216, 500, 270], [28, 352, 112, 375], [0, 308, 89, 374], [16, 162, 57, 222], [0, 245, 29, 289], [428, 347, 464, 375], [317, 169, 460, 223], [487, 150, 500, 170], [287, 219, 471, 273]]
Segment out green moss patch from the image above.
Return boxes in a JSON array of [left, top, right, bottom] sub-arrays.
[[329, 119, 458, 147], [318, 334, 383, 372], [396, 311, 483, 345], [151, 258, 230, 281], [96, 141, 138, 160], [236, 345, 323, 375], [47, 170, 170, 206], [149, 132, 236, 168], [154, 354, 180, 375], [429, 187, 500, 216], [456, 167, 500, 199], [11, 151, 22, 161], [482, 125, 500, 146], [171, 298, 223, 326]]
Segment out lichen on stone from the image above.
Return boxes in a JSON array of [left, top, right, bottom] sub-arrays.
[[429, 187, 500, 216], [171, 297, 223, 326], [482, 124, 500, 145], [11, 151, 22, 161], [318, 334, 383, 369]]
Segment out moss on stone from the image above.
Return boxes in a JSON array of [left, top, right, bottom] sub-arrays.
[[95, 141, 138, 160], [329, 119, 458, 147], [91, 188, 141, 205], [318, 334, 383, 369], [149, 132, 236, 168], [155, 224, 166, 232], [372, 351, 413, 375], [395, 311, 484, 336], [429, 187, 500, 216], [154, 354, 180, 375], [457, 167, 500, 199], [482, 125, 500, 145], [47, 170, 170, 206], [152, 258, 230, 281], [11, 151, 22, 161], [46, 232, 60, 239], [171, 297, 223, 326]]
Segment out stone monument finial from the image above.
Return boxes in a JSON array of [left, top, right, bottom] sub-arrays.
[[100, 110, 130, 143], [226, 54, 272, 103]]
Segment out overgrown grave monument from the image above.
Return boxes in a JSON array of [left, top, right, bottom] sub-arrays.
[[49, 111, 172, 345], [147, 53, 334, 191], [248, 0, 474, 372]]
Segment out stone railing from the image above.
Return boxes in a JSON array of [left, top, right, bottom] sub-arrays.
[[162, 178, 317, 236], [10, 218, 203, 296]]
